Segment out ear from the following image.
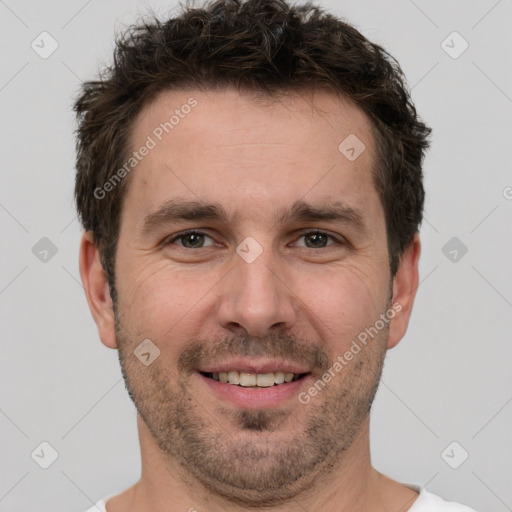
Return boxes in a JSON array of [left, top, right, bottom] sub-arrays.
[[387, 233, 421, 350], [79, 231, 117, 349]]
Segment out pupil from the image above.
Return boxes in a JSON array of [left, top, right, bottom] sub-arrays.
[[306, 232, 326, 248], [184, 233, 203, 248]]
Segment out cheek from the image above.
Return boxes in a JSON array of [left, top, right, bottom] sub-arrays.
[[297, 267, 387, 348], [117, 263, 214, 342]]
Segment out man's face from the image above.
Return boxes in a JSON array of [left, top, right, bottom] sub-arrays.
[[110, 88, 396, 503]]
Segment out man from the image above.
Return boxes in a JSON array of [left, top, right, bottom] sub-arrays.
[[74, 0, 477, 510]]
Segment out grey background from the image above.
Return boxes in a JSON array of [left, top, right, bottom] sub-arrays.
[[0, 0, 511, 511]]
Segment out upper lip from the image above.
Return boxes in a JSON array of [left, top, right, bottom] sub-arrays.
[[198, 357, 311, 375]]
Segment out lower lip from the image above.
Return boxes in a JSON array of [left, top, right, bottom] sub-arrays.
[[196, 372, 311, 409]]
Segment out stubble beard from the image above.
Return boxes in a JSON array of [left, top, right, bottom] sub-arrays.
[[114, 309, 389, 507]]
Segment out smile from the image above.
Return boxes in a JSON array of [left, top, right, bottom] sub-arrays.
[[200, 371, 307, 387]]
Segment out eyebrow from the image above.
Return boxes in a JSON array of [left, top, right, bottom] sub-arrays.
[[140, 198, 368, 236]]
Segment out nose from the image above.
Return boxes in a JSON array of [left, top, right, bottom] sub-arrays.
[[216, 247, 297, 338]]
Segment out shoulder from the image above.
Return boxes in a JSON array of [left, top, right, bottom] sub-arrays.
[[407, 486, 478, 512], [82, 498, 107, 512]]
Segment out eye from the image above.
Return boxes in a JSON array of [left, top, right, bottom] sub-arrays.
[[292, 231, 341, 249], [166, 230, 215, 249], [165, 229, 343, 251]]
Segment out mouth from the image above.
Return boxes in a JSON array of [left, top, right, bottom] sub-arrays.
[[195, 361, 313, 409], [200, 370, 309, 387]]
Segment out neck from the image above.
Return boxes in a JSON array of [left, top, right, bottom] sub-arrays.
[[110, 415, 412, 512]]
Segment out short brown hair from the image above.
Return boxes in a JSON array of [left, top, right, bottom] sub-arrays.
[[73, 0, 431, 302]]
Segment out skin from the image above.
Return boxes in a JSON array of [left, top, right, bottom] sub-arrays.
[[80, 87, 422, 512]]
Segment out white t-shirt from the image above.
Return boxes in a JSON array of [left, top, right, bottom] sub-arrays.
[[84, 484, 478, 512]]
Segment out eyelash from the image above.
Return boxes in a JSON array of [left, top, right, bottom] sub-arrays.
[[165, 229, 344, 249]]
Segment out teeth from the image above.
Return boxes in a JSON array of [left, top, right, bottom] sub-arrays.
[[209, 371, 303, 387], [256, 373, 275, 387], [239, 372, 257, 386], [274, 371, 285, 384], [227, 371, 240, 385]]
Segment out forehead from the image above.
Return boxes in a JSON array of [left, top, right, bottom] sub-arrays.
[[122, 87, 382, 229]]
